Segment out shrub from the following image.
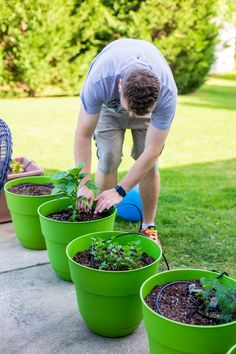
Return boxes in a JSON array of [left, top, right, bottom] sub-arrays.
[[69, 0, 219, 94], [0, 0, 73, 96], [126, 0, 219, 93], [0, 0, 219, 96]]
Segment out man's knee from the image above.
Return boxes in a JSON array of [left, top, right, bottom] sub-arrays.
[[98, 151, 121, 173], [146, 163, 159, 176]]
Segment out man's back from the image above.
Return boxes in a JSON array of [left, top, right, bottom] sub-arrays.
[[86, 38, 176, 91], [81, 38, 177, 130]]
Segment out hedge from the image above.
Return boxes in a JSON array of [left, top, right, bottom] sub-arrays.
[[0, 0, 219, 96]]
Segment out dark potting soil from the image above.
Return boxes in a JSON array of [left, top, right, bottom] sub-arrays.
[[8, 183, 54, 196], [73, 249, 155, 271], [145, 281, 221, 326], [47, 208, 108, 222]]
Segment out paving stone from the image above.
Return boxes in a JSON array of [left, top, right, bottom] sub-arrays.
[[0, 231, 149, 354]]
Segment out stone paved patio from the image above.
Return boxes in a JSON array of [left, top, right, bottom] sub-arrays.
[[0, 222, 149, 354]]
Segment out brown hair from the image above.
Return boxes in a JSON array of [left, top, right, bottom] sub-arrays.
[[122, 68, 160, 115]]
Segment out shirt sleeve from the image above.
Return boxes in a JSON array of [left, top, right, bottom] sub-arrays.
[[80, 79, 103, 115], [151, 87, 177, 130]]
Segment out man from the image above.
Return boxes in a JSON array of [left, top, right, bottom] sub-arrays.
[[74, 38, 177, 244]]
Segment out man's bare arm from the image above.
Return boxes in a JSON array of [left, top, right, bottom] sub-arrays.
[[74, 105, 99, 176], [74, 105, 99, 207]]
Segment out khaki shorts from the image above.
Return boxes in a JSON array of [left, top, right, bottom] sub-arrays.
[[94, 105, 158, 173]]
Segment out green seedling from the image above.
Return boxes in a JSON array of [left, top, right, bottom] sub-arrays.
[[192, 277, 236, 323], [89, 237, 143, 271], [51, 162, 99, 221]]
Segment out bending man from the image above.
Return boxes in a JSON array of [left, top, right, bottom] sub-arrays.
[[74, 38, 177, 244]]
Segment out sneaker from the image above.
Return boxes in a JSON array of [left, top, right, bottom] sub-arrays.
[[140, 226, 161, 246]]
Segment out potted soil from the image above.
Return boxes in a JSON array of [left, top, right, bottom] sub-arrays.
[[38, 164, 117, 281], [228, 345, 236, 354], [140, 269, 236, 354], [4, 175, 60, 249], [66, 231, 162, 337], [0, 157, 44, 223]]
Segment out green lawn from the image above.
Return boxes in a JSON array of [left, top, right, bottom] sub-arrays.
[[1, 74, 236, 172], [1, 74, 236, 276]]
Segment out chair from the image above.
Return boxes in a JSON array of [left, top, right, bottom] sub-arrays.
[[0, 119, 12, 192]]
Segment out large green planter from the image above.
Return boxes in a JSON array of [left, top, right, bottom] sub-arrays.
[[4, 176, 58, 250], [140, 269, 236, 354], [66, 231, 162, 337], [228, 345, 236, 354], [38, 198, 116, 281]]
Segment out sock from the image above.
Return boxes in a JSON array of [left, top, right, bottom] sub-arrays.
[[142, 223, 155, 230]]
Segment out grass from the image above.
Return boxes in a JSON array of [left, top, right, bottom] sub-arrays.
[[1, 73, 236, 276], [103, 158, 236, 276], [1, 75, 236, 172]]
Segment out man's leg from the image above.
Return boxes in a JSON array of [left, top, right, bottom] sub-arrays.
[[139, 167, 160, 225], [131, 123, 161, 225], [130, 121, 162, 243], [138, 167, 161, 244], [95, 169, 117, 192], [94, 106, 126, 193]]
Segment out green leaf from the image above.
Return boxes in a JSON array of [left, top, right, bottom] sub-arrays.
[[85, 180, 99, 197], [66, 179, 76, 194], [51, 187, 62, 195], [76, 162, 85, 170], [68, 167, 87, 178], [77, 172, 88, 180], [52, 171, 67, 180], [81, 197, 90, 207]]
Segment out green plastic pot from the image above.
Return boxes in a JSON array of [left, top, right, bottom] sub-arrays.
[[66, 231, 162, 337], [4, 176, 59, 250], [38, 198, 116, 281], [140, 269, 236, 354], [227, 345, 236, 354]]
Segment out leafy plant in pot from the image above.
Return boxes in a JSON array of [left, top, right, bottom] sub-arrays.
[[4, 174, 58, 249], [38, 163, 116, 281], [10, 159, 24, 174], [50, 163, 102, 222], [66, 231, 162, 337], [140, 269, 236, 354]]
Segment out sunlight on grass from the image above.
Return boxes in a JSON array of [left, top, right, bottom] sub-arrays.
[[1, 75, 235, 173], [112, 159, 236, 276]]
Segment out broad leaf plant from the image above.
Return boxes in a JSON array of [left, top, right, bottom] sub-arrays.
[[51, 162, 99, 221]]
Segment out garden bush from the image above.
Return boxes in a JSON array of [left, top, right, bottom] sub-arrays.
[[127, 0, 219, 93], [0, 0, 74, 96], [0, 0, 221, 96]]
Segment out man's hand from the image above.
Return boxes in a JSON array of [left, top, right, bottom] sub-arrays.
[[95, 188, 122, 213], [77, 185, 94, 212]]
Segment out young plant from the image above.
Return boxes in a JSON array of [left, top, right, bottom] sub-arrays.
[[89, 237, 143, 271], [10, 159, 24, 174], [51, 162, 99, 221], [201, 277, 236, 323], [190, 277, 236, 323]]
